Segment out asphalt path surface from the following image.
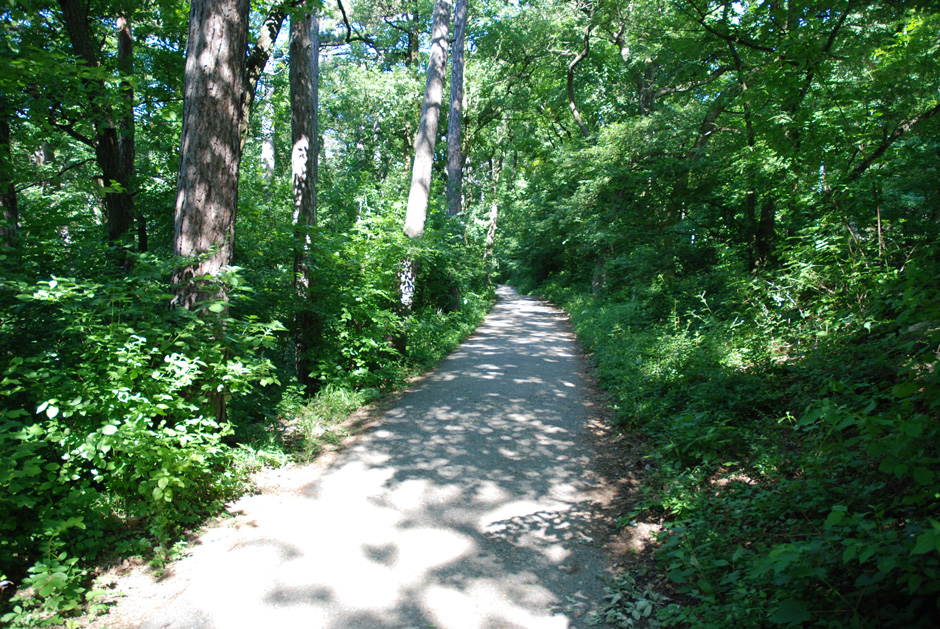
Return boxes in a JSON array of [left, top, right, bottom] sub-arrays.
[[137, 285, 611, 628]]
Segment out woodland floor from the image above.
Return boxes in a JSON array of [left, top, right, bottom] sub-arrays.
[[79, 286, 660, 629]]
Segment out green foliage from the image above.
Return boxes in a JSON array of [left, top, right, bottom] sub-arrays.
[[0, 254, 282, 625], [501, 1, 940, 615], [530, 233, 940, 626], [588, 569, 678, 627]]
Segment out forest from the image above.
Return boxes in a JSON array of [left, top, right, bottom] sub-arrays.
[[1, 0, 939, 626]]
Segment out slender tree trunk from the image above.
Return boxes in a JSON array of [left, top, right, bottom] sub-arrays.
[[261, 89, 276, 183], [446, 0, 468, 217], [666, 86, 740, 238], [0, 112, 17, 248], [36, 142, 57, 190], [406, 10, 420, 67], [398, 0, 451, 354], [290, 11, 320, 389], [117, 14, 146, 255], [484, 156, 501, 285], [402, 0, 452, 240], [171, 0, 249, 309], [57, 0, 134, 252], [566, 25, 592, 139], [239, 0, 293, 154]]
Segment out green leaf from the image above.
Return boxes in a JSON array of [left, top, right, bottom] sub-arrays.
[[667, 569, 687, 584], [101, 424, 118, 436], [769, 599, 811, 624], [207, 302, 226, 313], [892, 382, 918, 398], [824, 506, 846, 528], [46, 405, 59, 419], [911, 529, 940, 556], [912, 467, 934, 485]]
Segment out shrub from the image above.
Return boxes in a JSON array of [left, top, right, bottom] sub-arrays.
[[0, 256, 282, 625]]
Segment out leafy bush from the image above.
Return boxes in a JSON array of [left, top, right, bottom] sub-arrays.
[[0, 255, 282, 626], [531, 233, 940, 627]]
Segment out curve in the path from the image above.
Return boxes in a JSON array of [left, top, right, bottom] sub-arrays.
[[140, 286, 610, 629]]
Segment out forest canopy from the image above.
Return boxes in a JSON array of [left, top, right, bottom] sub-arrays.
[[1, 0, 939, 626]]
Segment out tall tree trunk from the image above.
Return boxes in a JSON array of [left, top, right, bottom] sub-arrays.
[[727, 40, 776, 269], [261, 87, 276, 183], [402, 0, 452, 241], [0, 112, 17, 249], [57, 0, 134, 253], [290, 11, 320, 389], [171, 0, 249, 423], [117, 14, 146, 255], [484, 156, 501, 286], [35, 142, 57, 190], [406, 10, 420, 67], [398, 0, 451, 355], [171, 0, 249, 309], [446, 0, 468, 217]]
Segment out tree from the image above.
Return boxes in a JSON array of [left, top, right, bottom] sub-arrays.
[[400, 0, 451, 308], [403, 0, 451, 241], [0, 105, 16, 248], [446, 0, 468, 217], [240, 0, 296, 154], [171, 0, 250, 308], [566, 22, 592, 139], [116, 13, 146, 253], [56, 0, 137, 260], [290, 10, 320, 388]]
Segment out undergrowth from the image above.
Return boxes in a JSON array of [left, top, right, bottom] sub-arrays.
[[0, 235, 492, 627], [533, 233, 940, 627]]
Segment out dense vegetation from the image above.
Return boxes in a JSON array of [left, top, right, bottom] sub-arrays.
[[0, 0, 492, 624], [496, 1, 940, 626], [1, 0, 938, 626]]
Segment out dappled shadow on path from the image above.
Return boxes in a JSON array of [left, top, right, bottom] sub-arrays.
[[140, 286, 611, 629]]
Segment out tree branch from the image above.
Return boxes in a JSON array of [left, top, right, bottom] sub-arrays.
[[686, 1, 776, 54], [15, 158, 96, 192], [240, 0, 294, 152], [567, 24, 592, 138], [793, 0, 855, 109], [335, 0, 379, 48], [49, 115, 95, 147], [847, 101, 940, 182]]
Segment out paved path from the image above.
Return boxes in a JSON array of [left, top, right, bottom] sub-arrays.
[[137, 286, 611, 628]]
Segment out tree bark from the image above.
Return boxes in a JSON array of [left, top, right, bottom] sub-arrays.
[[402, 0, 452, 239], [290, 11, 320, 389], [171, 0, 249, 309], [57, 0, 135, 251], [0, 112, 17, 248], [566, 25, 592, 139], [116, 14, 146, 254], [484, 156, 501, 285], [446, 0, 468, 217]]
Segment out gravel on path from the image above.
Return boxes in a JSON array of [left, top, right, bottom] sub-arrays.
[[98, 286, 619, 628]]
